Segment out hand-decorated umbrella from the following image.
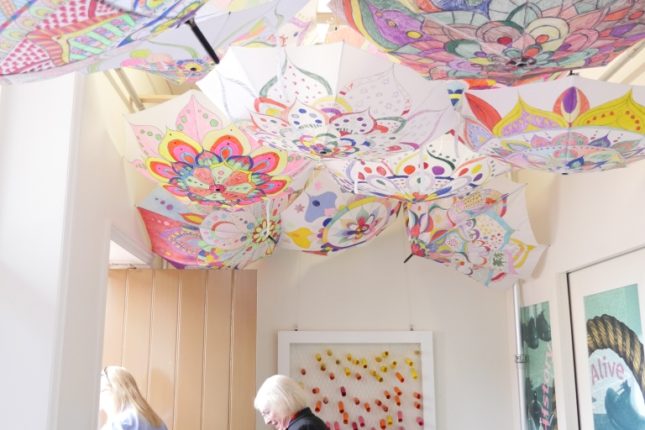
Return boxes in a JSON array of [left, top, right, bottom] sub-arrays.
[[458, 76, 645, 173], [325, 132, 509, 203], [330, 0, 645, 85], [0, 0, 310, 83], [406, 176, 545, 287], [279, 168, 401, 254], [138, 186, 288, 268], [198, 42, 457, 160], [0, 0, 204, 82], [125, 89, 312, 207], [90, 0, 316, 83]]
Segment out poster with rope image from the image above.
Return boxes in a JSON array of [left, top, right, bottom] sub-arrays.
[[583, 284, 645, 430], [278, 331, 436, 430], [521, 301, 558, 430]]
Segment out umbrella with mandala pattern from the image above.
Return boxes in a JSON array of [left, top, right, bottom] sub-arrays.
[[330, 0, 645, 85], [279, 168, 402, 254], [198, 42, 457, 160], [125, 89, 312, 208], [138, 186, 288, 268], [0, 0, 311, 83], [406, 176, 546, 287], [458, 76, 645, 173]]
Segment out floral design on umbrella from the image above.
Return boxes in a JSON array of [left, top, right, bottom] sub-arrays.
[[198, 43, 457, 160], [406, 177, 545, 287], [459, 76, 645, 173], [331, 0, 645, 85], [0, 0, 204, 82], [279, 168, 401, 254], [326, 132, 509, 203], [138, 187, 288, 268], [126, 90, 312, 207], [90, 0, 316, 83]]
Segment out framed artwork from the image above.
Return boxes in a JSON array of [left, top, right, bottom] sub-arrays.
[[568, 248, 645, 430], [521, 301, 558, 430], [278, 331, 436, 430]]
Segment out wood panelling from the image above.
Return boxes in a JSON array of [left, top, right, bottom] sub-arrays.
[[103, 269, 256, 430], [230, 271, 258, 430]]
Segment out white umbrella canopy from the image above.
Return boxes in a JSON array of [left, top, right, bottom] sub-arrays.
[[406, 176, 546, 288], [198, 42, 458, 160], [458, 76, 645, 173], [325, 132, 510, 203]]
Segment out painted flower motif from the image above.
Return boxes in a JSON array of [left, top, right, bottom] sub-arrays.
[[176, 58, 212, 81], [335, 0, 645, 84], [245, 58, 442, 159], [129, 94, 310, 207], [460, 80, 645, 173]]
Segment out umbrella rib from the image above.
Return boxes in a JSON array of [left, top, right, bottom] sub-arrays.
[[186, 18, 220, 64]]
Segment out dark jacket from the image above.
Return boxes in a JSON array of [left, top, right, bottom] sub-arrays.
[[288, 407, 327, 430]]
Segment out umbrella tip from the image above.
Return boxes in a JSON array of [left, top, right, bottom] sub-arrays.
[[403, 253, 414, 264]]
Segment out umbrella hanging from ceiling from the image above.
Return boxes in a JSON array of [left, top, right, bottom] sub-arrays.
[[279, 168, 402, 254], [0, 0, 311, 83], [458, 75, 645, 173], [330, 0, 645, 85], [125, 89, 313, 207], [198, 42, 457, 160], [406, 176, 546, 288], [138, 186, 289, 268], [90, 0, 317, 83], [0, 0, 204, 82], [325, 132, 510, 203]]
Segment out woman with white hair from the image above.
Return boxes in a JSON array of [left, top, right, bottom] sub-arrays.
[[254, 374, 327, 430], [100, 366, 167, 430]]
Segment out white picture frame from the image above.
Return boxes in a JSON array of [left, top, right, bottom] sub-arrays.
[[278, 330, 436, 430]]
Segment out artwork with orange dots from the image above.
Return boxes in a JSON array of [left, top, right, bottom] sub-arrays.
[[278, 331, 435, 430]]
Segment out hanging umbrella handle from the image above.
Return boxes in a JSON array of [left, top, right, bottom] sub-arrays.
[[186, 18, 220, 64]]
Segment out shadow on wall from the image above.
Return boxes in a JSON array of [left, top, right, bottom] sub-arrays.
[[516, 169, 560, 278]]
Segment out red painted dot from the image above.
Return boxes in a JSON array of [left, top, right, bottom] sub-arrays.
[[497, 36, 512, 45]]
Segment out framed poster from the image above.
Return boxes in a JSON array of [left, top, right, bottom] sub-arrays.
[[568, 248, 645, 430], [278, 331, 436, 430], [521, 301, 558, 430]]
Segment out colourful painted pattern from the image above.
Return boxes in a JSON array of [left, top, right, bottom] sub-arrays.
[[459, 76, 645, 173], [289, 343, 429, 429], [331, 0, 645, 85], [138, 187, 287, 268], [201, 43, 456, 160], [406, 177, 545, 287], [127, 90, 312, 207], [325, 133, 509, 203], [0, 0, 203, 82], [279, 168, 401, 254], [90, 0, 315, 83]]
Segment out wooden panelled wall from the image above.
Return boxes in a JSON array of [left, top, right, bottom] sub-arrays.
[[103, 269, 257, 430]]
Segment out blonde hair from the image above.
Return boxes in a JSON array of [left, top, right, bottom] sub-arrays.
[[254, 374, 309, 420], [103, 366, 164, 427]]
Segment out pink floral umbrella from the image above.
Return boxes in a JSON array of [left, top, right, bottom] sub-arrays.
[[406, 176, 546, 287], [330, 0, 645, 85], [138, 186, 288, 268], [125, 89, 312, 207], [198, 42, 457, 160], [458, 76, 645, 173]]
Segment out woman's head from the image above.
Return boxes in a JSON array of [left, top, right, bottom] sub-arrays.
[[254, 374, 309, 430], [100, 366, 163, 427]]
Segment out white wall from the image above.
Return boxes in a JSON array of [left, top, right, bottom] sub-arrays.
[[0, 72, 151, 429], [518, 163, 645, 430], [255, 217, 519, 430], [0, 75, 76, 430]]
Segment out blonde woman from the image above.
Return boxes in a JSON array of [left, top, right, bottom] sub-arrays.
[[100, 366, 167, 430], [254, 374, 327, 430]]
